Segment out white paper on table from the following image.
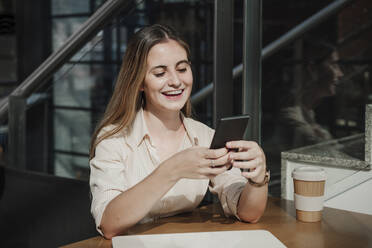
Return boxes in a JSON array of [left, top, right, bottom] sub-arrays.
[[112, 230, 287, 248]]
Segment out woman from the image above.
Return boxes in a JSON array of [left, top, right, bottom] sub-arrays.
[[279, 40, 344, 148], [89, 24, 268, 239]]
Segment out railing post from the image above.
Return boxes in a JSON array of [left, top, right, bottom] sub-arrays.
[[8, 95, 27, 170], [213, 0, 234, 128], [243, 0, 262, 144]]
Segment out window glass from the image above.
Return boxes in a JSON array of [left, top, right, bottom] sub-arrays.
[[54, 109, 91, 155], [52, 17, 88, 51], [70, 31, 105, 62], [54, 65, 94, 108], [53, 63, 114, 108], [261, 0, 372, 187]]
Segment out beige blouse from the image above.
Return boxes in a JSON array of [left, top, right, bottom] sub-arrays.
[[90, 109, 247, 234]]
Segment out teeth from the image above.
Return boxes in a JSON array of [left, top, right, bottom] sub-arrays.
[[164, 90, 183, 95]]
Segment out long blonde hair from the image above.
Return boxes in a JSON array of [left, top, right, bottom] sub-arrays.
[[90, 24, 192, 159]]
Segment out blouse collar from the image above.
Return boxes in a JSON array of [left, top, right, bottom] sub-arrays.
[[125, 108, 199, 149]]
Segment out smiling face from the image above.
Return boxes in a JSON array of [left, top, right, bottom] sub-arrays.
[[142, 39, 193, 114], [320, 51, 344, 96]]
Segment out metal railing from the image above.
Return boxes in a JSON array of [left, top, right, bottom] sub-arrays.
[[0, 0, 134, 121], [3, 0, 135, 169], [191, 0, 354, 105]]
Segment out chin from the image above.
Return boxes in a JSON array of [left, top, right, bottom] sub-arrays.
[[162, 97, 189, 111], [165, 103, 187, 112]]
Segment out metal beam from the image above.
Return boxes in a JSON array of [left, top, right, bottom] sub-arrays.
[[8, 96, 27, 169], [243, 0, 262, 143], [213, 0, 234, 127]]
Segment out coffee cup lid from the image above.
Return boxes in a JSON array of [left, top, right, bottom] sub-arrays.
[[292, 166, 326, 181]]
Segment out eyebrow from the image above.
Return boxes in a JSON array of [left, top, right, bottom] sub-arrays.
[[150, 60, 190, 71]]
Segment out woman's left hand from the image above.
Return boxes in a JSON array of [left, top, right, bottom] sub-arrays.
[[226, 141, 267, 183]]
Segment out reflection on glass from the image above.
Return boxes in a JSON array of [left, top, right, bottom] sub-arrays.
[[54, 64, 99, 108], [262, 1, 371, 176], [54, 109, 91, 155], [278, 40, 343, 149], [52, 17, 88, 51], [53, 63, 114, 109], [71, 31, 105, 62]]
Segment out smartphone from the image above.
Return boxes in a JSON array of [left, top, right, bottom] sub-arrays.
[[209, 114, 250, 149]]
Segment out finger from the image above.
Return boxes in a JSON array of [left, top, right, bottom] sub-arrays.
[[210, 153, 232, 167], [226, 140, 258, 150], [205, 147, 228, 159], [229, 150, 261, 161], [241, 165, 263, 179], [232, 158, 263, 170], [204, 166, 228, 176]]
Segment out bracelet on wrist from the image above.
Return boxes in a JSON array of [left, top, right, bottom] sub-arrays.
[[248, 170, 270, 187]]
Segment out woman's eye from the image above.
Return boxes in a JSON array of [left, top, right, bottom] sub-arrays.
[[154, 72, 165, 77], [178, 68, 187, 73]]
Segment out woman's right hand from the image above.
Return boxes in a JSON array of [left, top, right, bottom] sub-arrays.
[[161, 147, 231, 181]]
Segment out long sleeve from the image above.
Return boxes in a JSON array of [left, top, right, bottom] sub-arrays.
[[209, 167, 247, 219], [89, 134, 128, 234]]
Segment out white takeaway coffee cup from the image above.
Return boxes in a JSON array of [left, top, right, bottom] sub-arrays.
[[292, 166, 326, 222]]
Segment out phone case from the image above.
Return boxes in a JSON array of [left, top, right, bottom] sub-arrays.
[[210, 115, 250, 149]]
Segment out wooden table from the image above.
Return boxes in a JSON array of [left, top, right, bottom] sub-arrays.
[[61, 197, 372, 248]]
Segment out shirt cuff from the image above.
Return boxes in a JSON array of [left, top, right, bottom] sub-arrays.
[[220, 181, 246, 220], [92, 191, 122, 236]]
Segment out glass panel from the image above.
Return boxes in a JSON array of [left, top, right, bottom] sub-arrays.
[[52, 0, 90, 15], [54, 109, 91, 154], [52, 17, 88, 52], [54, 153, 89, 179], [53, 63, 114, 108], [261, 0, 372, 197], [53, 64, 94, 108], [71, 31, 105, 62]]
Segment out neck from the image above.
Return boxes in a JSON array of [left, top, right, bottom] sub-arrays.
[[143, 107, 183, 134], [303, 91, 321, 109]]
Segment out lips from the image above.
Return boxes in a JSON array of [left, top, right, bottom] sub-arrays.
[[162, 89, 184, 97]]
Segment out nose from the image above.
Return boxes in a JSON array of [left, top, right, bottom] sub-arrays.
[[332, 64, 344, 80], [167, 71, 182, 88], [335, 65, 344, 78]]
